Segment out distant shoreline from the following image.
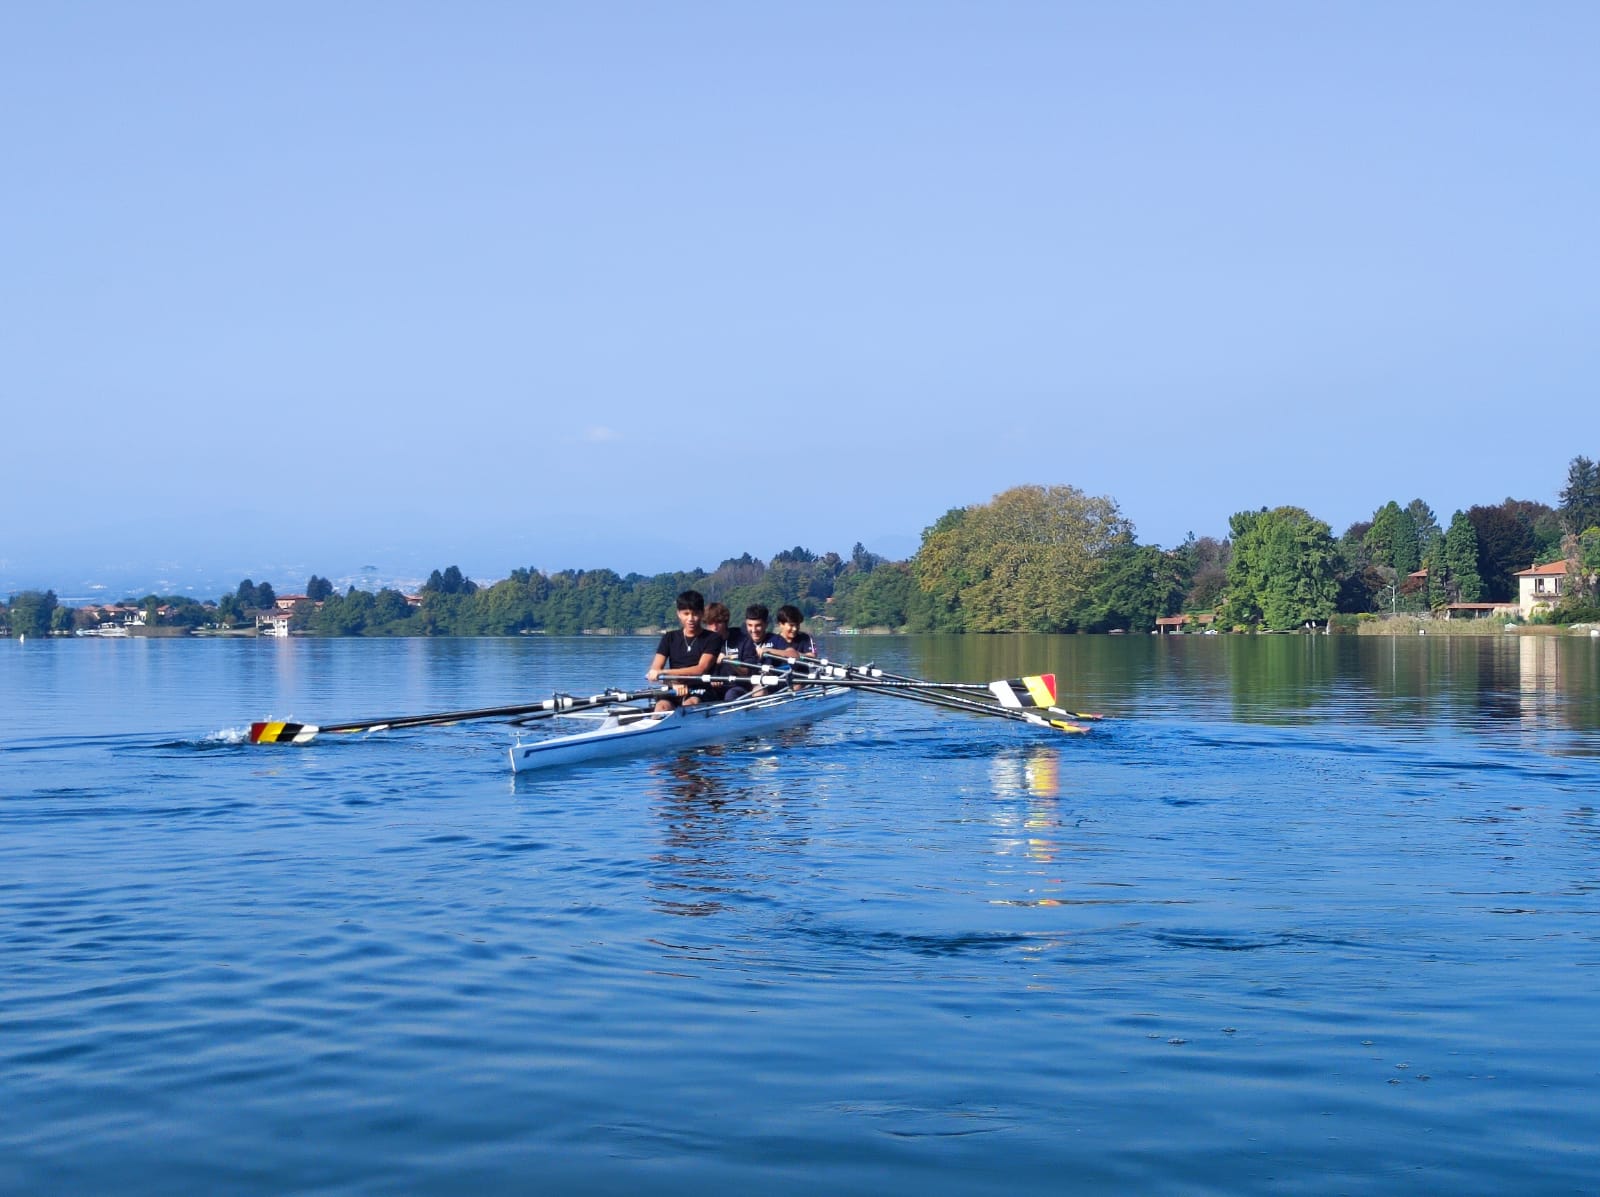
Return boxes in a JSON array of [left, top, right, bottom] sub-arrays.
[[15, 622, 1597, 641]]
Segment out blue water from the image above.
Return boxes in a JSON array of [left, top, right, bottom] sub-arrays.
[[3, 634, 1598, 1194]]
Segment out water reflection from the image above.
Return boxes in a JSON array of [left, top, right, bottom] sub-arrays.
[[988, 745, 1063, 865], [642, 749, 823, 919], [644, 754, 745, 918], [850, 630, 1599, 748]]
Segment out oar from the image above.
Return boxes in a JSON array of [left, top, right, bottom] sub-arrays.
[[830, 677, 1090, 733], [667, 667, 1090, 734], [249, 687, 672, 745], [784, 653, 1103, 722]]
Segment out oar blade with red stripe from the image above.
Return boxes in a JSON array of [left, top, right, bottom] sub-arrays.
[[988, 674, 1057, 709], [250, 720, 321, 744]]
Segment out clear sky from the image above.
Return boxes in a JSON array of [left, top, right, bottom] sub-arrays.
[[3, 3, 1596, 595]]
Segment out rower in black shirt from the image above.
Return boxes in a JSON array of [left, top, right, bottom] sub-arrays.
[[721, 604, 784, 701], [770, 604, 816, 660], [646, 590, 725, 712]]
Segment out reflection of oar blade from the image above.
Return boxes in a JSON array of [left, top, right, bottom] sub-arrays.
[[249, 689, 672, 745]]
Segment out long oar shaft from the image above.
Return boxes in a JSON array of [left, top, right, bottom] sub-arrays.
[[250, 688, 671, 744]]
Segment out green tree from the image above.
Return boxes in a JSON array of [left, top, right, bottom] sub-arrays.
[[1437, 511, 1484, 603], [7, 590, 58, 637], [1222, 507, 1339, 629], [1559, 455, 1600, 537], [1501, 497, 1564, 559], [1178, 534, 1231, 612], [372, 588, 414, 628], [1364, 501, 1420, 575], [309, 589, 369, 635], [914, 485, 1133, 631], [306, 575, 335, 602], [906, 508, 970, 630], [835, 561, 917, 629], [1407, 499, 1442, 565], [850, 542, 883, 573], [1085, 544, 1190, 632], [1466, 504, 1535, 602], [1578, 527, 1600, 603], [422, 566, 477, 597]]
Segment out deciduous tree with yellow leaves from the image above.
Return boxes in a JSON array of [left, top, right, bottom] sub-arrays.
[[913, 485, 1133, 632]]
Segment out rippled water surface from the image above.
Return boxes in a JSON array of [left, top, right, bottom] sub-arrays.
[[4, 634, 1598, 1194]]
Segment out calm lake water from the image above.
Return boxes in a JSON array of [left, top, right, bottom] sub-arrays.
[[3, 633, 1598, 1195]]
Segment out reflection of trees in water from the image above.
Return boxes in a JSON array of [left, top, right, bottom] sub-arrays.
[[1225, 635, 1343, 721], [884, 631, 1599, 736], [1223, 634, 1600, 736], [645, 750, 816, 918]]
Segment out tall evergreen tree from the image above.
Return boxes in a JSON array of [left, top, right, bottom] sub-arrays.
[[1406, 499, 1442, 565], [1364, 501, 1420, 575], [1559, 455, 1600, 535], [1439, 511, 1484, 603]]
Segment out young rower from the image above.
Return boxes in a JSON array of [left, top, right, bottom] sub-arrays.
[[701, 602, 733, 702], [703, 602, 731, 642], [721, 604, 784, 700], [769, 604, 817, 661], [646, 590, 725, 712]]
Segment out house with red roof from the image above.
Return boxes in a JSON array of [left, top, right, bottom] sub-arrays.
[[1514, 561, 1567, 619]]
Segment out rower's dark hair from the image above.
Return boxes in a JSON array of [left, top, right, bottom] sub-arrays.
[[676, 590, 705, 614], [704, 601, 730, 625], [776, 604, 803, 626], [744, 604, 770, 624]]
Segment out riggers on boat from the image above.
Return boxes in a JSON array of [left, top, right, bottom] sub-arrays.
[[508, 683, 854, 773]]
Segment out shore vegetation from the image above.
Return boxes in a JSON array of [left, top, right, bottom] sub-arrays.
[[7, 457, 1597, 638]]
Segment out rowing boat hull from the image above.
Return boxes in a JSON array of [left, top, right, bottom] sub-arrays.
[[508, 685, 853, 773]]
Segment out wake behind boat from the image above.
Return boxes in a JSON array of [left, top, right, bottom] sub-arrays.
[[508, 683, 852, 773]]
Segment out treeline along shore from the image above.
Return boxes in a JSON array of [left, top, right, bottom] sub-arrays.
[[7, 458, 1600, 639]]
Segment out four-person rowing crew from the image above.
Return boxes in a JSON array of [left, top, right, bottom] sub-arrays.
[[247, 595, 1103, 770], [646, 590, 814, 711]]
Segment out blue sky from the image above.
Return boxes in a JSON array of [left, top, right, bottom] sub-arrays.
[[3, 3, 1596, 595]]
